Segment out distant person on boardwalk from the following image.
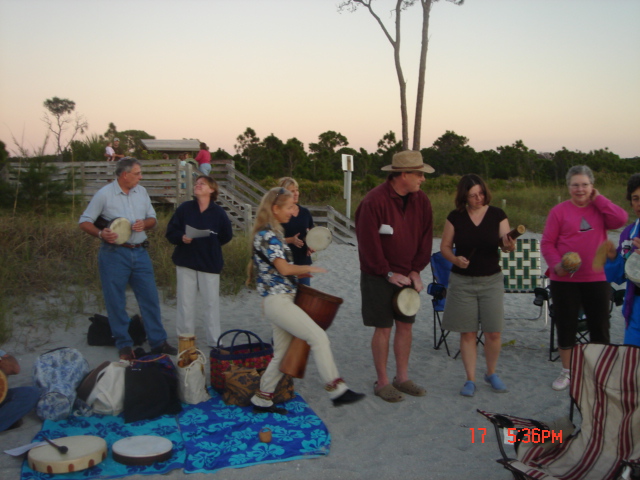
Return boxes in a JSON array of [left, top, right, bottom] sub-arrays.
[[355, 150, 433, 403], [105, 141, 116, 162], [278, 177, 315, 286], [166, 175, 233, 348], [78, 157, 178, 361], [195, 142, 212, 176]]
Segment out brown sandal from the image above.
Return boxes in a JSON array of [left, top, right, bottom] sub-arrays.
[[374, 382, 404, 403], [392, 378, 427, 397]]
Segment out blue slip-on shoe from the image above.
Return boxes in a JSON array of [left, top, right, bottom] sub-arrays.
[[460, 381, 476, 397], [484, 373, 508, 393]]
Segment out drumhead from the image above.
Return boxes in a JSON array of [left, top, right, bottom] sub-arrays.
[[28, 435, 107, 474], [625, 251, 640, 287], [109, 217, 132, 245], [306, 226, 332, 251], [393, 288, 421, 317], [112, 435, 173, 466]]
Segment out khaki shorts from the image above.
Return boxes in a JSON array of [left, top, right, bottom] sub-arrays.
[[441, 272, 504, 333], [360, 272, 416, 328]]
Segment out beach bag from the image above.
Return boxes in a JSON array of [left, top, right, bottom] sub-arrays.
[[123, 354, 182, 423], [210, 329, 274, 393], [85, 362, 126, 416], [33, 347, 90, 421], [177, 349, 211, 405], [222, 364, 294, 407], [87, 313, 146, 346]]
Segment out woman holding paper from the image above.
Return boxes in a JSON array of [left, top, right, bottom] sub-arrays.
[[166, 175, 233, 347]]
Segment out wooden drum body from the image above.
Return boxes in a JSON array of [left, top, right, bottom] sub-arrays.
[[279, 284, 343, 379], [28, 436, 107, 474]]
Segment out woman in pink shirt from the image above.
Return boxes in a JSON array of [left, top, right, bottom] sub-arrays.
[[195, 142, 211, 176], [541, 165, 627, 391]]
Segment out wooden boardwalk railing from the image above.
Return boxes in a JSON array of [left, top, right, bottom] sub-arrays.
[[5, 159, 356, 243]]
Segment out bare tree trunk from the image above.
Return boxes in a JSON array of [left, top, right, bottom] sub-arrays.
[[393, 0, 409, 149], [413, 0, 432, 151], [361, 0, 409, 149]]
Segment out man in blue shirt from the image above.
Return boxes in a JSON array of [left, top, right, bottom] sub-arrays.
[[79, 157, 176, 360]]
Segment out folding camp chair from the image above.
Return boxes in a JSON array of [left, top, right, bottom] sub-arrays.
[[427, 251, 483, 359], [501, 238, 547, 322], [548, 287, 625, 362], [428, 251, 453, 356], [479, 343, 640, 480]]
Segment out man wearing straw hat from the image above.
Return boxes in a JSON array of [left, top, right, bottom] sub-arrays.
[[355, 150, 434, 403], [79, 157, 177, 361]]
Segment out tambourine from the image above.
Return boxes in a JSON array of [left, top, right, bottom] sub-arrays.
[[93, 216, 132, 245], [112, 435, 173, 466], [561, 252, 582, 274], [625, 251, 640, 288], [392, 287, 421, 317], [0, 369, 7, 405], [305, 226, 332, 252], [28, 435, 107, 474]]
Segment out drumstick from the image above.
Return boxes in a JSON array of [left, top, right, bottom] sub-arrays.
[[44, 437, 69, 454]]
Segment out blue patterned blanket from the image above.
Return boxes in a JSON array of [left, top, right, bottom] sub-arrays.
[[20, 391, 330, 479]]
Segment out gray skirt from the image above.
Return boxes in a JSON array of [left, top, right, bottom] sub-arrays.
[[441, 271, 504, 333]]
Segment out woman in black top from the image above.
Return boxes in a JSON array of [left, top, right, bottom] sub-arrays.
[[440, 174, 514, 397], [278, 177, 315, 286]]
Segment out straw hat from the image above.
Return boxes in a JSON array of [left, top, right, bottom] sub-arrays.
[[381, 150, 434, 173]]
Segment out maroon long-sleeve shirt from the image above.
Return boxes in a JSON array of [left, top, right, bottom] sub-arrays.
[[355, 180, 433, 277]]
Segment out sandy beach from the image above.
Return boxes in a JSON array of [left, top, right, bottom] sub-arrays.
[[0, 234, 626, 480]]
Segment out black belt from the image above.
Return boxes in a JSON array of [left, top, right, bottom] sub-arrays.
[[118, 241, 149, 249]]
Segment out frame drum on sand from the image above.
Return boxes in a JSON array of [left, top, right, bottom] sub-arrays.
[[28, 436, 107, 474], [112, 435, 173, 466]]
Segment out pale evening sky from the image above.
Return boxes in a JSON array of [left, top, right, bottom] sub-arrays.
[[0, 0, 638, 158]]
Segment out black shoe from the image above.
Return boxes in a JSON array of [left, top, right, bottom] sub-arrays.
[[151, 342, 178, 356], [332, 389, 366, 407], [252, 405, 288, 415], [119, 346, 135, 361]]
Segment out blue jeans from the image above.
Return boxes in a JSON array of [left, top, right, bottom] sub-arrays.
[[199, 163, 211, 176], [0, 386, 40, 432], [98, 244, 167, 350]]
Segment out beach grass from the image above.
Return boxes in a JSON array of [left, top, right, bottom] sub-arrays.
[[0, 178, 632, 344]]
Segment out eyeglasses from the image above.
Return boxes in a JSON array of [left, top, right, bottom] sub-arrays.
[[570, 183, 592, 189], [467, 192, 485, 200]]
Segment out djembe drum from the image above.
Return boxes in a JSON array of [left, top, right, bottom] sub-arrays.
[[279, 284, 343, 379]]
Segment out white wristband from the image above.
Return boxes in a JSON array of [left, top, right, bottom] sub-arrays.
[[98, 230, 103, 239]]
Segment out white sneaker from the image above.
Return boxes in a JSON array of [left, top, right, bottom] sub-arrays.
[[552, 369, 571, 391]]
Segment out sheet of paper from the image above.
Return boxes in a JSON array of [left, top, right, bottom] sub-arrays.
[[5, 441, 46, 456], [186, 225, 214, 239]]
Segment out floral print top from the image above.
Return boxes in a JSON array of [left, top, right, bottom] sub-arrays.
[[253, 226, 296, 297]]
